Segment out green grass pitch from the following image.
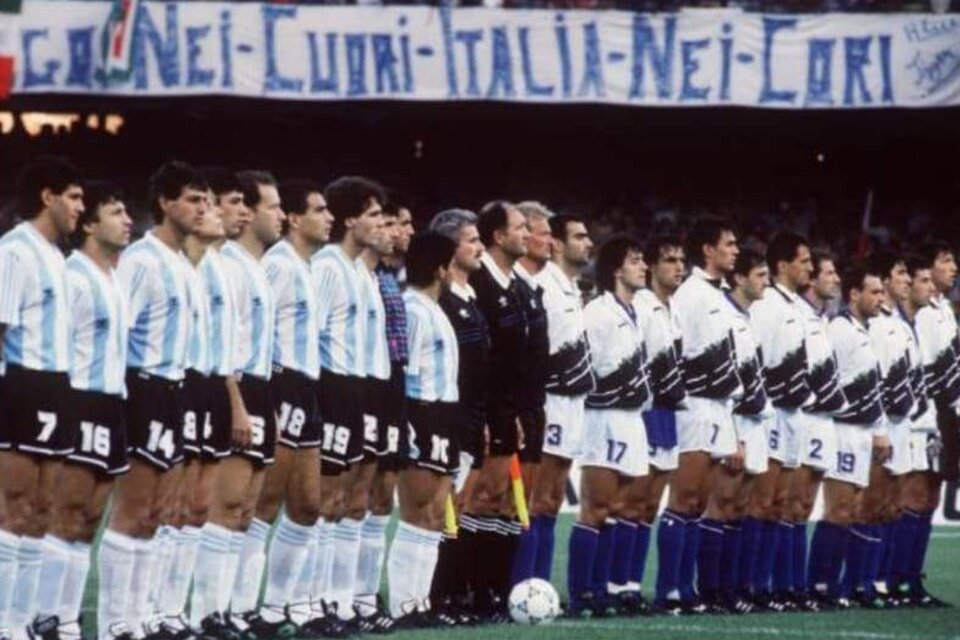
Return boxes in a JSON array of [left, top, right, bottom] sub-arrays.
[[80, 516, 960, 640]]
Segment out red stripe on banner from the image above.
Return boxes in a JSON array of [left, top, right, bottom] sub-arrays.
[[0, 56, 14, 100], [111, 0, 131, 58]]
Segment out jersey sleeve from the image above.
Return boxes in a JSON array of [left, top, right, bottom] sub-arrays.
[[405, 304, 424, 375], [312, 259, 338, 333], [0, 246, 25, 327], [66, 269, 92, 335], [116, 252, 153, 324], [263, 256, 294, 311]]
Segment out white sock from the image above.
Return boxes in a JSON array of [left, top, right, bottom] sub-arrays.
[[230, 519, 270, 615], [0, 529, 21, 631], [289, 528, 318, 624], [56, 541, 90, 625], [148, 527, 175, 616], [355, 515, 389, 609], [97, 530, 137, 640], [331, 519, 362, 620], [218, 531, 244, 614], [312, 521, 334, 607], [190, 523, 233, 628], [386, 521, 428, 618], [9, 535, 43, 630], [263, 515, 314, 610], [34, 535, 73, 619], [127, 537, 157, 638], [161, 526, 200, 618], [414, 530, 442, 609]]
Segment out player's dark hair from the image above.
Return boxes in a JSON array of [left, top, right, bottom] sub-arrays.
[[686, 215, 735, 269], [596, 235, 642, 294], [72, 180, 123, 247], [643, 234, 683, 266], [810, 249, 837, 280], [279, 179, 322, 217], [199, 166, 241, 198], [383, 189, 410, 217], [727, 246, 766, 288], [325, 176, 385, 242], [918, 241, 954, 269], [148, 161, 207, 224], [477, 200, 513, 248], [406, 231, 456, 288], [237, 170, 278, 211], [841, 264, 880, 303], [15, 156, 82, 219], [904, 253, 929, 279], [766, 231, 809, 277], [549, 213, 584, 243], [867, 250, 905, 282]]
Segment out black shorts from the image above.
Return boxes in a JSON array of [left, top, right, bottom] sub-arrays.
[[318, 370, 365, 476], [407, 399, 459, 476], [125, 369, 185, 471], [457, 404, 486, 470], [0, 365, 73, 458], [201, 374, 232, 460], [517, 406, 546, 464], [66, 389, 129, 476], [375, 365, 409, 472], [182, 370, 210, 459], [238, 374, 277, 467], [271, 367, 322, 449], [487, 401, 520, 457]]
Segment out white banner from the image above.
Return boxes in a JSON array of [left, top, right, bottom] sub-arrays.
[[1, 2, 959, 107]]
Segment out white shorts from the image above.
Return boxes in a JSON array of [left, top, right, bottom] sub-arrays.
[[884, 418, 912, 476], [580, 408, 649, 478], [649, 444, 679, 472], [735, 414, 769, 476], [541, 393, 587, 461], [768, 409, 802, 468], [676, 397, 737, 459], [796, 411, 837, 472], [909, 429, 941, 474], [826, 422, 873, 488]]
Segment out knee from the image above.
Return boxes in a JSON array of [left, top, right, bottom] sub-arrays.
[[670, 488, 702, 517], [580, 503, 611, 529]]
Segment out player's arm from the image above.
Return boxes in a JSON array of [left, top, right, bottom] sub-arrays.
[[225, 374, 251, 448], [0, 248, 25, 356]]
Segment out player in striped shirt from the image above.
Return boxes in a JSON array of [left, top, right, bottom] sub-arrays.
[[0, 157, 81, 640], [387, 231, 460, 624], [22, 179, 129, 640], [310, 176, 385, 624], [102, 162, 205, 640]]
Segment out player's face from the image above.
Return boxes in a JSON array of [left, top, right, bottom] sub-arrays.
[[886, 262, 911, 303], [46, 184, 84, 236], [560, 221, 592, 268], [784, 244, 813, 289], [193, 191, 225, 242], [454, 224, 483, 273], [856, 275, 885, 318], [499, 207, 529, 259], [164, 186, 208, 236], [931, 251, 957, 293], [525, 216, 552, 265], [219, 190, 250, 240], [618, 249, 648, 293], [744, 264, 770, 302], [373, 214, 396, 257], [651, 246, 685, 293], [909, 269, 935, 308], [349, 198, 383, 249], [707, 230, 739, 274], [90, 198, 133, 251], [296, 192, 334, 245], [813, 259, 841, 300], [251, 184, 285, 245], [395, 208, 414, 256]]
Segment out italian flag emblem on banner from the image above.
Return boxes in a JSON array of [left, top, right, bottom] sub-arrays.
[[102, 0, 141, 83], [0, 0, 21, 99]]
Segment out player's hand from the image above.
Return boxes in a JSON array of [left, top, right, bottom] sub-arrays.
[[723, 443, 745, 474], [872, 435, 892, 464], [232, 407, 253, 449]]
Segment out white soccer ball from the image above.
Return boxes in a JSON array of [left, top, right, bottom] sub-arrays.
[[508, 578, 561, 625]]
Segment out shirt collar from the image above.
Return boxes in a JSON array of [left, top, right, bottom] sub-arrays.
[[450, 281, 476, 302], [841, 309, 870, 333], [725, 291, 749, 318], [544, 260, 578, 295], [800, 292, 828, 318], [692, 266, 728, 290], [771, 282, 800, 303], [480, 252, 515, 290]]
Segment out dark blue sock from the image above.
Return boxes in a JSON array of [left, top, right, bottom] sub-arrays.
[[862, 524, 883, 596], [841, 524, 871, 598], [609, 519, 638, 588], [655, 509, 688, 602], [808, 521, 848, 595], [892, 510, 921, 585], [738, 517, 762, 593], [632, 521, 652, 587], [591, 521, 616, 604], [568, 523, 599, 606], [752, 520, 777, 595], [532, 514, 557, 580], [880, 521, 896, 587], [910, 511, 934, 589], [678, 518, 702, 601], [772, 521, 795, 594], [792, 522, 808, 594], [696, 519, 724, 599], [718, 521, 742, 598], [509, 523, 539, 586]]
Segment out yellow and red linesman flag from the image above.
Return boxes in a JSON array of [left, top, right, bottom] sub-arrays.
[[510, 454, 530, 529]]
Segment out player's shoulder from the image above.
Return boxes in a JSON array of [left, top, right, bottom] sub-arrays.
[[0, 223, 32, 257]]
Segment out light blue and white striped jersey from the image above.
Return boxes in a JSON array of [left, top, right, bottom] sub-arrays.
[[357, 260, 390, 381], [312, 244, 367, 377], [65, 251, 128, 396], [0, 222, 71, 373], [263, 240, 320, 380], [221, 241, 275, 380], [404, 289, 459, 403], [117, 231, 193, 381], [200, 248, 236, 378], [185, 259, 212, 375]]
